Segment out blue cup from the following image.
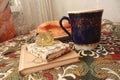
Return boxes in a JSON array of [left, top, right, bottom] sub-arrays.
[[59, 9, 103, 45]]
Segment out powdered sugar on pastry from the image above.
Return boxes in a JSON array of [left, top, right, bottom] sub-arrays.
[[27, 41, 70, 61]]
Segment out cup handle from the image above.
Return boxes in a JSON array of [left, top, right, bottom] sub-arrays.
[[59, 16, 72, 41]]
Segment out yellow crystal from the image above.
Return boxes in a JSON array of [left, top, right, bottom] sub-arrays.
[[36, 32, 54, 46]]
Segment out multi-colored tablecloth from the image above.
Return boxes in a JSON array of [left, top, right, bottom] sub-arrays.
[[0, 19, 120, 80]]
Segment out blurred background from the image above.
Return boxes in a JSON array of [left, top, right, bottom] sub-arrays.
[[1, 0, 120, 35]]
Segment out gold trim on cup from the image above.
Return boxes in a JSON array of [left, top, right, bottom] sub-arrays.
[[67, 9, 104, 14]]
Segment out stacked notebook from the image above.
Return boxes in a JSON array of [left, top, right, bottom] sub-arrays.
[[19, 42, 80, 76]]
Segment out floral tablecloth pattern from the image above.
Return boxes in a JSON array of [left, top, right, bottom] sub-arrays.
[[0, 19, 120, 80]]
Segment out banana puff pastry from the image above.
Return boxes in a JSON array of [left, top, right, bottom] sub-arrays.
[[27, 41, 71, 62]]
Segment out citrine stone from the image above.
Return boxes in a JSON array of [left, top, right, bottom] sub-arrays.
[[36, 32, 54, 46]]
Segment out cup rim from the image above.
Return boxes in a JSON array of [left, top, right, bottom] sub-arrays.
[[67, 9, 104, 14]]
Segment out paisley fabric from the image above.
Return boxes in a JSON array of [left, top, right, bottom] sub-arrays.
[[0, 20, 120, 80]]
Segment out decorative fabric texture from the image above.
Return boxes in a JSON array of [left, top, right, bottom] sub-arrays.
[[0, 20, 120, 80]]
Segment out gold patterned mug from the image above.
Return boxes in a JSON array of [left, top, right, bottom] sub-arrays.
[[59, 9, 103, 50]]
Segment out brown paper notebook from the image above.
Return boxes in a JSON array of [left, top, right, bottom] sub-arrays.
[[19, 44, 80, 76]]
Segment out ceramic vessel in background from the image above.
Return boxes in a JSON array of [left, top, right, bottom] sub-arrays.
[[59, 9, 103, 50]]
